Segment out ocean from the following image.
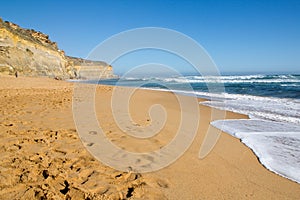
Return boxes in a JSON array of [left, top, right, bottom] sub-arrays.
[[80, 73, 300, 183]]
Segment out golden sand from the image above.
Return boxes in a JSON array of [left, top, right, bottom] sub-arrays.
[[0, 76, 299, 199]]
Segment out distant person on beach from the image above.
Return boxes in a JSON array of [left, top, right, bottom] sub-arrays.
[[15, 71, 18, 78]]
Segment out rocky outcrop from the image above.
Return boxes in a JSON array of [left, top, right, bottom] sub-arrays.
[[66, 56, 115, 79], [0, 18, 115, 79]]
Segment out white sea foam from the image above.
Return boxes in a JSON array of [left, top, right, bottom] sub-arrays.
[[198, 90, 300, 183], [211, 119, 300, 136], [200, 93, 300, 125], [241, 133, 300, 184], [158, 74, 300, 84], [211, 119, 300, 183], [121, 74, 300, 84], [161, 78, 300, 84], [280, 83, 299, 87]]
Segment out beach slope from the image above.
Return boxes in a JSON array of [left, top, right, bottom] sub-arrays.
[[0, 76, 299, 199]]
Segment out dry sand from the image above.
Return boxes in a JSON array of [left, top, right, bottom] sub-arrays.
[[0, 76, 299, 199]]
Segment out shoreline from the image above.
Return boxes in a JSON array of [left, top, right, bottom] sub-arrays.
[[0, 76, 299, 199]]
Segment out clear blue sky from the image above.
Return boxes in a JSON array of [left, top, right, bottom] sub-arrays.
[[1, 0, 300, 74]]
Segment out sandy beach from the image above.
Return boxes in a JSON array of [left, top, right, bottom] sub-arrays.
[[0, 76, 299, 200]]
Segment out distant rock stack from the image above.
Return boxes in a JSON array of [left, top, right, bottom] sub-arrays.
[[0, 18, 115, 79]]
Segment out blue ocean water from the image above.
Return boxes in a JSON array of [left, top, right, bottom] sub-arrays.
[[77, 73, 300, 183], [89, 74, 300, 99]]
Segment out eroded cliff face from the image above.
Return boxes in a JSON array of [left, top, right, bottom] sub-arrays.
[[66, 56, 115, 79], [0, 18, 114, 79]]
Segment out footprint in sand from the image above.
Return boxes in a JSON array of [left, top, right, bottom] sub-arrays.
[[88, 131, 97, 135]]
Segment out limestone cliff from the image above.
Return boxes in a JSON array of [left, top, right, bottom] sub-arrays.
[[0, 18, 114, 79], [66, 56, 115, 79]]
